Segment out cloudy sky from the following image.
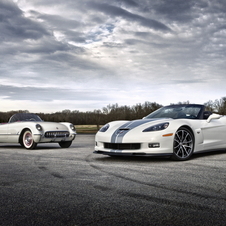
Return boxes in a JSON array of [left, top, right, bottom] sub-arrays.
[[0, 0, 226, 113]]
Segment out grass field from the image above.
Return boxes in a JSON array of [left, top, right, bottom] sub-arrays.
[[75, 125, 101, 134]]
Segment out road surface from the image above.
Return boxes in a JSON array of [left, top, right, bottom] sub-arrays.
[[0, 134, 225, 225]]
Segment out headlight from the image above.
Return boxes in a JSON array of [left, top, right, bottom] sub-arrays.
[[70, 124, 76, 131], [143, 122, 169, 132], [36, 124, 43, 131], [99, 124, 109, 132]]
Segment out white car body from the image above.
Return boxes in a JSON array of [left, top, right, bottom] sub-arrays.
[[94, 104, 226, 160], [0, 113, 76, 149]]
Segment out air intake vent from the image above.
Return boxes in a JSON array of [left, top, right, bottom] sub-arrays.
[[104, 143, 140, 150]]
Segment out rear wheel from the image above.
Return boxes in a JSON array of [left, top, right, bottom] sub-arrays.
[[59, 141, 72, 148], [172, 127, 194, 161], [22, 130, 37, 149]]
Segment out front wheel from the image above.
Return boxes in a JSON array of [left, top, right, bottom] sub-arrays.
[[59, 141, 72, 148], [171, 127, 194, 161], [22, 130, 37, 149]]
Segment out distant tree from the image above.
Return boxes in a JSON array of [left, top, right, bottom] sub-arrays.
[[132, 103, 143, 119], [213, 97, 226, 114], [2, 99, 226, 125], [170, 100, 190, 105], [142, 101, 162, 116], [203, 100, 215, 112], [62, 109, 71, 114]]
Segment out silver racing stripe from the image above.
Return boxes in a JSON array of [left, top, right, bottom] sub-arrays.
[[110, 119, 156, 143], [110, 121, 132, 143], [114, 121, 134, 143]]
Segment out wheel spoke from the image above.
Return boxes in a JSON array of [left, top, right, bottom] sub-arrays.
[[175, 133, 182, 142], [183, 140, 192, 144], [175, 146, 182, 155], [182, 145, 189, 156], [182, 133, 189, 142], [181, 130, 185, 140], [183, 145, 191, 149]]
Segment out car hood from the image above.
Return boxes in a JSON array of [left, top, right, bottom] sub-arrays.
[[37, 121, 69, 131], [108, 118, 172, 133], [98, 118, 173, 143]]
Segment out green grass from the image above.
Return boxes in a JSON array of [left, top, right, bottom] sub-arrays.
[[75, 125, 101, 134]]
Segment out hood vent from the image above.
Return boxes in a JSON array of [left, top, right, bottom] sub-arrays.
[[119, 128, 130, 131]]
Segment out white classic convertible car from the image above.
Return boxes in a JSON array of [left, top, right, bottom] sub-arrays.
[[94, 104, 226, 160], [0, 113, 76, 149]]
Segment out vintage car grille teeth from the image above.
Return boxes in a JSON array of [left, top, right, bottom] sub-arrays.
[[104, 143, 141, 150], [45, 131, 70, 138]]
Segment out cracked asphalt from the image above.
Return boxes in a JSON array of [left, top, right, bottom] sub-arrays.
[[0, 134, 225, 226]]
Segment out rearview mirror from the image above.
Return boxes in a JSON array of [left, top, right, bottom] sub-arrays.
[[207, 113, 221, 123]]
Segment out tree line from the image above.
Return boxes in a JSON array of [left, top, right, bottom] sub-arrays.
[[0, 97, 226, 125]]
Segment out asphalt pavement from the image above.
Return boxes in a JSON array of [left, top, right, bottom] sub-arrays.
[[0, 134, 225, 226]]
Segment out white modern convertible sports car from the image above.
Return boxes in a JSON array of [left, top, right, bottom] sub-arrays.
[[94, 104, 226, 160], [0, 113, 76, 149]]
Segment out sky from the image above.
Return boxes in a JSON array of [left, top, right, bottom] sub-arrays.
[[0, 0, 226, 113]]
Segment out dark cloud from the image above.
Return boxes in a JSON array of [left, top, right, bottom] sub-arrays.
[[87, 2, 172, 31], [0, 0, 21, 18], [102, 42, 124, 48], [65, 30, 86, 43], [120, 0, 139, 7], [0, 0, 49, 42], [209, 0, 226, 12], [151, 0, 195, 22], [124, 38, 170, 48]]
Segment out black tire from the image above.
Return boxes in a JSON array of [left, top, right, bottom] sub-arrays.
[[59, 141, 72, 148], [22, 130, 37, 149], [171, 127, 194, 161], [19, 138, 24, 147]]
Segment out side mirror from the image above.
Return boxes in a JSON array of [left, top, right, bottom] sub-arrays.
[[206, 113, 221, 123], [203, 111, 212, 119]]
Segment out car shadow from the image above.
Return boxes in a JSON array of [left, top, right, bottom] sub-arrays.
[[93, 149, 226, 163], [0, 144, 23, 149], [0, 144, 59, 150], [93, 155, 171, 163], [191, 149, 226, 160]]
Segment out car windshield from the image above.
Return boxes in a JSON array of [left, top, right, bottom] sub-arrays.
[[9, 113, 43, 123], [145, 105, 203, 119]]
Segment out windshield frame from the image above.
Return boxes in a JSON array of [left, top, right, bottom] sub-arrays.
[[9, 113, 43, 123], [144, 104, 205, 120]]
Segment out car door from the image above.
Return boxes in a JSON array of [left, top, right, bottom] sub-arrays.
[[0, 123, 9, 142], [201, 116, 226, 150]]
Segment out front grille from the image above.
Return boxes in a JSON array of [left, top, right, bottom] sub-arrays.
[[45, 131, 70, 138], [104, 143, 141, 150]]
